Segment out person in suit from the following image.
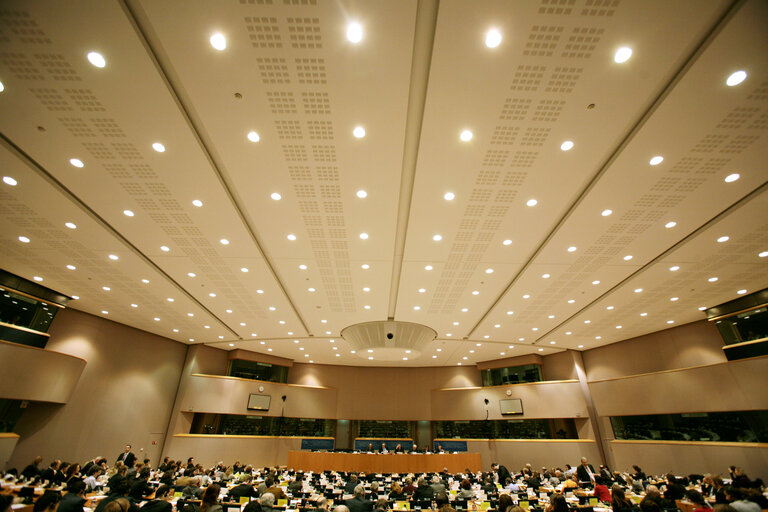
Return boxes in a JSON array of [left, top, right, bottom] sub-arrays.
[[576, 457, 597, 485], [413, 478, 434, 501], [22, 456, 43, 480], [139, 485, 172, 512], [116, 445, 136, 469], [345, 485, 373, 512], [59, 480, 87, 512], [230, 475, 259, 501], [491, 463, 511, 485], [344, 474, 360, 494]]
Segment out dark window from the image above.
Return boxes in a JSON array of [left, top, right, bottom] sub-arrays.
[[482, 364, 542, 386], [0, 288, 59, 332], [358, 420, 412, 438], [228, 359, 289, 383], [190, 413, 335, 437], [0, 399, 24, 432], [611, 411, 768, 443], [714, 306, 768, 345], [433, 418, 577, 439]]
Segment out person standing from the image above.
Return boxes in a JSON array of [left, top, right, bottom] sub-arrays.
[[116, 445, 136, 468]]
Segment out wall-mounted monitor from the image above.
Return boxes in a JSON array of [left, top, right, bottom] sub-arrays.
[[247, 394, 271, 411], [499, 398, 523, 415]]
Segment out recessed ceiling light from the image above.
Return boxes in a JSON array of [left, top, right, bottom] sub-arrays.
[[270, 192, 281, 201], [65, 222, 77, 229], [168, 297, 175, 302], [130, 303, 137, 308], [361, 264, 370, 270], [192, 199, 203, 207], [0, 80, 4, 92], [286, 234, 296, 241], [542, 273, 550, 279], [363, 287, 370, 292], [532, 327, 538, 331], [578, 345, 584, 348], [432, 234, 442, 241], [308, 287, 316, 293], [66, 264, 76, 270], [708, 277, 718, 282], [33, 276, 43, 282], [226, 309, 232, 313], [614, 46, 632, 63], [669, 266, 680, 271], [495, 324, 501, 328], [526, 199, 538, 207], [152, 142, 166, 153], [595, 336, 601, 340], [299, 264, 308, 270], [141, 279, 149, 284], [717, 236, 729, 243], [101, 310, 109, 315], [353, 126, 366, 138], [623, 255, 633, 261], [108, 254, 119, 261], [665, 221, 677, 228], [354, 189, 368, 199], [268, 348, 273, 352], [522, 294, 530, 299], [667, 320, 675, 324], [592, 280, 600, 285], [737, 289, 747, 295], [413, 306, 421, 311], [102, 286, 111, 291], [565, 331, 572, 335], [601, 209, 613, 217], [123, 209, 134, 217], [560, 140, 574, 151], [279, 320, 285, 324], [187, 313, 194, 317], [483, 335, 489, 339], [568, 299, 575, 303], [537, 348, 544, 352], [472, 290, 479, 295], [268, 306, 276, 311], [256, 289, 264, 294], [160, 246, 170, 252], [759, 251, 768, 258], [606, 306, 614, 310], [364, 305, 371, 310], [418, 288, 426, 293], [567, 246, 577, 252], [87, 51, 106, 68], [461, 308, 468, 312], [210, 32, 227, 51], [240, 267, 249, 273], [670, 297, 679, 301], [155, 317, 162, 322], [229, 343, 234, 347], [69, 158, 85, 168], [444, 192, 455, 201], [247, 131, 260, 143], [432, 355, 437, 359], [548, 314, 555, 319], [424, 265, 433, 271], [724, 173, 740, 183], [71, 295, 80, 300], [640, 312, 647, 317], [436, 348, 442, 352], [346, 22, 363, 43], [187, 272, 196, 277], [584, 320, 591, 324], [726, 70, 747, 86], [503, 239, 512, 246], [2, 176, 17, 186], [459, 130, 473, 142], [452, 321, 459, 326], [485, 28, 502, 48], [359, 232, 369, 240], [549, 341, 556, 345], [220, 238, 230, 245], [172, 328, 178, 332], [649, 155, 664, 166], [506, 310, 514, 316]]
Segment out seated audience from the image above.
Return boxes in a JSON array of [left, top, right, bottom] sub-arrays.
[[546, 494, 569, 512], [200, 484, 222, 512], [34, 491, 62, 512], [413, 477, 433, 501], [456, 479, 473, 499], [611, 484, 633, 512], [140, 485, 173, 512], [260, 493, 276, 512], [593, 477, 612, 504], [346, 484, 373, 512], [59, 480, 87, 512], [230, 475, 259, 501], [389, 482, 405, 500]]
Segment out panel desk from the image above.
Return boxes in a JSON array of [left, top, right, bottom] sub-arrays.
[[287, 451, 482, 473]]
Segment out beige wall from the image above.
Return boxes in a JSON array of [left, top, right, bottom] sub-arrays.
[[609, 441, 768, 479], [0, 340, 86, 403], [8, 308, 187, 470], [166, 435, 303, 469], [582, 320, 725, 381], [542, 351, 578, 381], [0, 434, 19, 470], [466, 439, 600, 471]]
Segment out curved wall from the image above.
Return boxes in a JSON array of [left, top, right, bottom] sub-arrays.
[[0, 340, 86, 403]]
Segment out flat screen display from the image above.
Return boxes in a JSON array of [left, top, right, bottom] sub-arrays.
[[247, 394, 271, 411], [499, 398, 523, 415]]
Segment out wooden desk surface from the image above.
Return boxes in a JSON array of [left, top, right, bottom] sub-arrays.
[[287, 451, 482, 473]]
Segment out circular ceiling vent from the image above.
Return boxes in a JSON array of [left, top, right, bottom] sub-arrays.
[[340, 321, 437, 361]]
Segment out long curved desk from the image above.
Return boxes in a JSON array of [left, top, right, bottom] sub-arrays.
[[287, 451, 482, 473]]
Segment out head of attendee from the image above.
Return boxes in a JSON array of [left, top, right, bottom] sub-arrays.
[[374, 499, 388, 511], [395, 444, 403, 452], [34, 491, 62, 512], [0, 495, 12, 512], [640, 501, 662, 512], [547, 494, 569, 512], [366, 444, 374, 452], [334, 506, 350, 512], [390, 482, 403, 499], [313, 497, 329, 511], [243, 502, 262, 512], [509, 507, 525, 512], [434, 492, 449, 508], [67, 479, 87, 497], [685, 490, 710, 512], [497, 494, 513, 512], [611, 485, 632, 512], [260, 493, 276, 512], [200, 483, 221, 512], [353, 485, 365, 499]]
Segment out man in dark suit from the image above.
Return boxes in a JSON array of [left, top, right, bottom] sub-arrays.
[[576, 457, 597, 485], [345, 485, 373, 512], [492, 463, 511, 485], [139, 485, 173, 512], [116, 445, 136, 468], [59, 480, 87, 512], [230, 475, 259, 501]]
